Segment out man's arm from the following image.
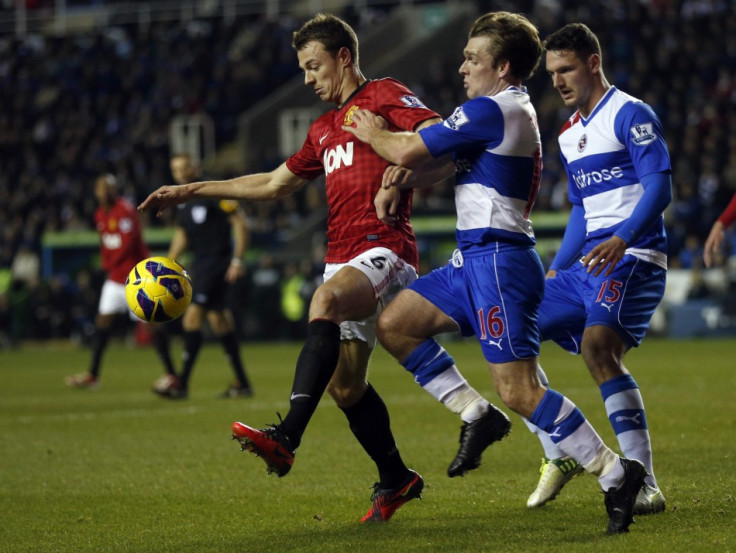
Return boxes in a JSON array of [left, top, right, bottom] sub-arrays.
[[366, 115, 455, 224], [343, 110, 438, 168], [225, 207, 250, 283], [547, 204, 587, 277], [704, 193, 736, 267], [167, 227, 188, 261], [346, 112, 454, 189], [583, 171, 672, 276], [380, 160, 455, 190], [138, 162, 308, 216]]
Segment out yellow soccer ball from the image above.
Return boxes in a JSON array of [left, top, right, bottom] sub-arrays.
[[125, 257, 192, 323]]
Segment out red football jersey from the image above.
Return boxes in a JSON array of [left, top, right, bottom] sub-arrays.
[[95, 197, 150, 283], [286, 78, 439, 269]]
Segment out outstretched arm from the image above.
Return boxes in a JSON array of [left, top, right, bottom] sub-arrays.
[[138, 162, 308, 217]]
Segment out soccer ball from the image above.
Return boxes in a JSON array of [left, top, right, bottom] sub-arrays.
[[125, 257, 192, 323]]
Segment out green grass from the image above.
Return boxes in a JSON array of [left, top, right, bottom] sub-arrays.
[[1, 337, 734, 552]]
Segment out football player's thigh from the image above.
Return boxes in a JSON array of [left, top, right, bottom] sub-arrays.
[[311, 265, 377, 322], [382, 287, 458, 338]]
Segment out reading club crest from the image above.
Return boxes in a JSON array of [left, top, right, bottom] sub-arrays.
[[577, 133, 587, 152]]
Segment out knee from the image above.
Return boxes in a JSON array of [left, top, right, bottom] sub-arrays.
[[208, 314, 231, 335], [310, 286, 340, 320], [326, 380, 366, 409], [182, 306, 204, 331], [95, 314, 111, 329], [581, 339, 618, 373], [495, 384, 527, 416], [582, 345, 626, 387], [376, 305, 406, 353], [491, 370, 544, 419], [375, 311, 393, 346]]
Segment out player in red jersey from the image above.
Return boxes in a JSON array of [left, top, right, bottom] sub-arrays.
[[704, 193, 736, 267], [139, 13, 467, 522], [66, 174, 176, 389]]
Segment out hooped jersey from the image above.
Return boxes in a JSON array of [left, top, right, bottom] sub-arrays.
[[285, 78, 439, 269], [418, 87, 542, 253], [95, 197, 149, 283], [558, 86, 671, 263]]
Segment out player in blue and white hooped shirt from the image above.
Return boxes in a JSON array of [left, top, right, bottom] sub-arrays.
[[523, 23, 671, 516], [344, 12, 646, 533]]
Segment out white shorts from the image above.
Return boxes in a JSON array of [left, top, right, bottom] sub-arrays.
[[323, 247, 418, 347], [98, 279, 138, 320]]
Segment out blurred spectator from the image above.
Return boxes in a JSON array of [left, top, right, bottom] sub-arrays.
[[249, 253, 281, 340], [280, 261, 308, 341], [677, 234, 705, 269], [10, 242, 40, 287], [687, 267, 714, 301], [69, 266, 101, 346]]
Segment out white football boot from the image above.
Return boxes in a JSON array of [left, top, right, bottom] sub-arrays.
[[527, 456, 584, 508]]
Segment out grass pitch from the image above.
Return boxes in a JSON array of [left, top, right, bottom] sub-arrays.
[[1, 337, 734, 552]]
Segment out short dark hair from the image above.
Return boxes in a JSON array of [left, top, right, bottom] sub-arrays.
[[544, 23, 602, 62], [292, 13, 359, 66], [468, 12, 542, 81]]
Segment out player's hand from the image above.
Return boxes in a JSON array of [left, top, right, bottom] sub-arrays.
[[703, 220, 725, 268], [138, 185, 192, 217], [374, 186, 400, 226], [582, 236, 627, 276], [225, 262, 244, 283], [341, 109, 387, 143], [545, 269, 557, 279], [382, 165, 412, 189]]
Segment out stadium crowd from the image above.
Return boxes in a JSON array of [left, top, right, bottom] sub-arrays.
[[1, 0, 735, 345]]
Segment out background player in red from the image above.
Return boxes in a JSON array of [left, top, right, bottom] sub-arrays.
[[66, 174, 176, 389], [704, 193, 736, 267], [139, 13, 472, 522]]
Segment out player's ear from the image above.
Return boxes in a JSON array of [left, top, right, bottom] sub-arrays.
[[588, 53, 601, 74], [497, 59, 511, 78], [337, 46, 353, 67]]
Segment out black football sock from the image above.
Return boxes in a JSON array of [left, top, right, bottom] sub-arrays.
[[151, 328, 176, 375], [341, 383, 409, 489], [279, 319, 340, 449], [88, 327, 111, 378], [179, 330, 203, 389], [219, 332, 251, 388]]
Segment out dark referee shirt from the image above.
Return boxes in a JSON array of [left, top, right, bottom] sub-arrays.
[[176, 199, 237, 267]]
